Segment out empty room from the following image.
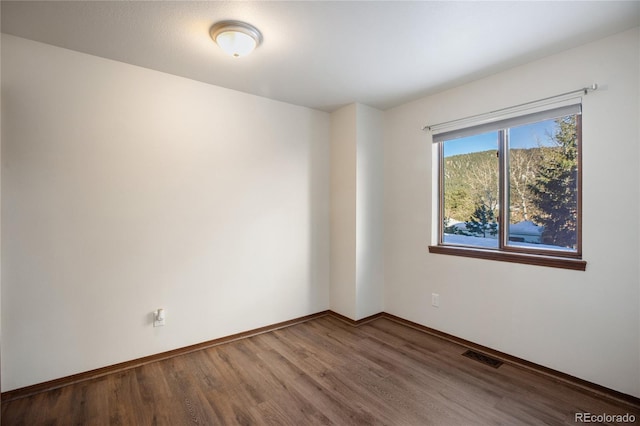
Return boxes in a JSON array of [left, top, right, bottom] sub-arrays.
[[1, 1, 640, 424]]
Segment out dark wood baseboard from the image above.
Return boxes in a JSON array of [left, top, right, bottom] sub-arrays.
[[379, 312, 640, 410], [1, 310, 331, 403], [3, 309, 639, 410], [328, 311, 384, 326]]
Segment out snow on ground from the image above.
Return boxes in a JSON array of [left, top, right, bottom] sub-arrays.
[[444, 234, 498, 248], [443, 233, 575, 252]]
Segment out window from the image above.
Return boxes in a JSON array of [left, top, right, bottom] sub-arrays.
[[429, 102, 586, 271]]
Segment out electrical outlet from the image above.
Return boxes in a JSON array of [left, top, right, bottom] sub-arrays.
[[431, 293, 440, 308]]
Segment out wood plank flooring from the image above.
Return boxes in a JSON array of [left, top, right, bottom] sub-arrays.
[[2, 316, 639, 425]]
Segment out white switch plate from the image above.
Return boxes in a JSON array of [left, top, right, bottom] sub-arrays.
[[432, 293, 440, 308], [154, 309, 165, 327]]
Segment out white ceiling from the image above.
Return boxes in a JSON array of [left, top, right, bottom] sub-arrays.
[[2, 1, 639, 112]]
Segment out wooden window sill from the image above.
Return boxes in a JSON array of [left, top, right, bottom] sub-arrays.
[[428, 245, 586, 271]]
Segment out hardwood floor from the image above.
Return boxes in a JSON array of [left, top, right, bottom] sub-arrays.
[[3, 315, 639, 425]]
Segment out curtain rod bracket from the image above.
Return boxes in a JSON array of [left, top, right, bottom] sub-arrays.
[[584, 83, 598, 94]]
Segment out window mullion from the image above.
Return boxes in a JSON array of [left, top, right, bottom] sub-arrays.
[[498, 129, 508, 250], [438, 142, 445, 245]]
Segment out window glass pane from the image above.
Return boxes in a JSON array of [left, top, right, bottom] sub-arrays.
[[506, 116, 578, 252], [442, 131, 499, 249]]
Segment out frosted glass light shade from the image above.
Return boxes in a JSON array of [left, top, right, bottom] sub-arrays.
[[210, 21, 263, 58], [216, 31, 257, 57]]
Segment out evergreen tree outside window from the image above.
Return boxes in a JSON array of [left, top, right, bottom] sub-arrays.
[[431, 101, 584, 268]]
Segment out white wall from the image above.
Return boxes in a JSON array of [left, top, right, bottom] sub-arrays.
[[0, 29, 3, 404], [355, 104, 384, 319], [330, 103, 384, 320], [384, 27, 640, 397], [1, 35, 331, 391], [330, 104, 357, 319]]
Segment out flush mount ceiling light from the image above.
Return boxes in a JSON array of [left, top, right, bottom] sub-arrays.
[[210, 20, 263, 58]]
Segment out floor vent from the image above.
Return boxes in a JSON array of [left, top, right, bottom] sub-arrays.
[[462, 350, 504, 368]]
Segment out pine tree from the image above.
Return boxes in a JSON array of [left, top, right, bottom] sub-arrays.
[[528, 116, 578, 248], [465, 203, 498, 238]]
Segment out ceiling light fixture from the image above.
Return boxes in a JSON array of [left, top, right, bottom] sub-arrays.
[[210, 20, 263, 58]]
